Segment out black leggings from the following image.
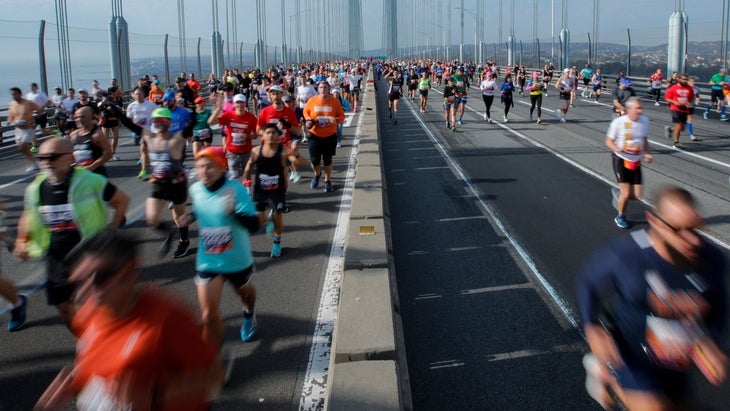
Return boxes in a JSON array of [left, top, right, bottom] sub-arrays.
[[482, 95, 494, 118], [530, 94, 542, 118], [503, 97, 513, 116]]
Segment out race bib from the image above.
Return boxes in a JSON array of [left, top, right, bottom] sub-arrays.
[[38, 203, 75, 230], [456, 81, 464, 88], [316, 117, 331, 127], [74, 149, 93, 165], [77, 375, 129, 411], [645, 316, 693, 370], [194, 128, 210, 138], [231, 132, 245, 145], [258, 173, 280, 190], [201, 226, 233, 254]]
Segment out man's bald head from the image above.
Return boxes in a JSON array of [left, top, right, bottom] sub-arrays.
[[39, 137, 73, 155]]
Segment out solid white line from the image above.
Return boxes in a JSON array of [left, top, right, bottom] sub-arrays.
[[298, 92, 365, 411], [486, 343, 584, 362], [405, 99, 580, 329], [0, 175, 34, 190], [429, 360, 464, 370]]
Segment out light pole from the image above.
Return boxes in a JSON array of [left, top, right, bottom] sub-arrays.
[[456, 7, 478, 63]]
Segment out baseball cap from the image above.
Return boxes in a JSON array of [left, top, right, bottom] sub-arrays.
[[195, 146, 227, 170], [233, 94, 247, 103], [78, 89, 89, 94], [151, 107, 172, 119], [194, 96, 206, 104], [619, 78, 632, 87], [153, 79, 160, 85], [563, 68, 570, 73], [162, 90, 176, 102], [331, 87, 341, 94], [268, 85, 283, 93]]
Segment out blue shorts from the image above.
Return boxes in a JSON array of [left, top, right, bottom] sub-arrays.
[[457, 96, 468, 105], [614, 360, 688, 401]]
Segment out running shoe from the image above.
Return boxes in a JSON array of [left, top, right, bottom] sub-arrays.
[[393, 119, 398, 125], [614, 214, 629, 229], [240, 314, 257, 342], [310, 174, 320, 189], [172, 240, 191, 259], [654, 102, 660, 106], [138, 170, 149, 180], [487, 117, 492, 123], [30, 146, 38, 153], [271, 242, 282, 258], [722, 115, 728, 122], [483, 113, 487, 121], [8, 295, 27, 332], [673, 142, 683, 149], [112, 155, 120, 161], [25, 163, 39, 173], [503, 116, 508, 123], [703, 111, 709, 120], [445, 121, 450, 128], [537, 118, 542, 124], [691, 136, 701, 141], [336, 142, 342, 148], [560, 117, 567, 124], [457, 120, 462, 125], [290, 170, 302, 183], [324, 181, 334, 192]]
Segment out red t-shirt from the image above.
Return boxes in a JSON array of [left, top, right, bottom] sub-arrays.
[[256, 105, 300, 146], [665, 84, 695, 113], [70, 289, 216, 411], [217, 110, 258, 154]]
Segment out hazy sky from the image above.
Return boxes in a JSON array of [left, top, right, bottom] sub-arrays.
[[3, 0, 724, 52]]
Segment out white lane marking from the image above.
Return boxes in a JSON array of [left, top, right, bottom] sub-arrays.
[[461, 283, 533, 295], [0, 175, 34, 190], [650, 139, 730, 169], [429, 359, 464, 370], [414, 166, 449, 171], [343, 113, 355, 127], [298, 91, 365, 411], [446, 246, 480, 252], [437, 216, 488, 222], [487, 343, 584, 362], [407, 250, 430, 256], [415, 293, 442, 300], [404, 99, 580, 329], [424, 93, 730, 251]]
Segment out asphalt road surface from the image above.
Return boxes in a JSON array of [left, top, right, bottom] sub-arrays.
[[378, 77, 730, 410]]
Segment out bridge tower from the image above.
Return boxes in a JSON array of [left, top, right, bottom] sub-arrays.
[[667, 0, 688, 75], [383, 0, 397, 59], [348, 0, 363, 59], [109, 0, 131, 89]]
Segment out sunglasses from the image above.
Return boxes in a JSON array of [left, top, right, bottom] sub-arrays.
[[37, 152, 70, 161], [651, 211, 704, 235]]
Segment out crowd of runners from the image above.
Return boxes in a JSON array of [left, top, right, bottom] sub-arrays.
[[2, 59, 368, 410]]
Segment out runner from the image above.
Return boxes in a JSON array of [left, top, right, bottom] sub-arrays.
[[303, 81, 345, 192], [244, 124, 306, 258], [208, 93, 258, 182], [69, 106, 113, 177], [452, 66, 470, 125], [664, 73, 695, 150], [8, 87, 43, 172], [580, 64, 594, 98], [0, 198, 27, 332], [182, 146, 261, 345], [192, 96, 213, 157], [34, 230, 224, 411], [13, 138, 129, 327], [443, 77, 457, 130], [418, 71, 431, 113], [125, 86, 157, 147], [387, 70, 404, 125], [555, 69, 574, 123], [525, 71, 544, 124], [500, 73, 515, 123], [591, 68, 603, 102]]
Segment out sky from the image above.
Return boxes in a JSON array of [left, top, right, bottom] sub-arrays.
[[2, 0, 724, 54]]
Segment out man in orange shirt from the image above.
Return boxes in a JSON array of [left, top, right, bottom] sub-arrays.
[[148, 80, 165, 105], [187, 73, 201, 98], [35, 231, 224, 411], [303, 81, 345, 192]]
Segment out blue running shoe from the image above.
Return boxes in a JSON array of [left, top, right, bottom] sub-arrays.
[[8, 295, 27, 332], [271, 242, 282, 258], [310, 174, 320, 189], [614, 214, 629, 229], [240, 314, 257, 342], [324, 181, 334, 192]]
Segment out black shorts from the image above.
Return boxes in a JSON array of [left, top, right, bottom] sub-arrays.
[[710, 88, 724, 103], [671, 110, 689, 124], [45, 254, 74, 305], [612, 153, 642, 185], [151, 180, 188, 205], [195, 264, 254, 288], [35, 112, 48, 128], [419, 89, 429, 97], [351, 87, 360, 96], [389, 93, 401, 101], [101, 119, 120, 128], [583, 78, 590, 86], [559, 91, 571, 100], [308, 134, 337, 165], [253, 190, 286, 212], [408, 83, 418, 91]]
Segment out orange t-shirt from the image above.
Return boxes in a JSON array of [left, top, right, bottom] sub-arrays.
[[149, 87, 164, 104], [302, 94, 345, 138], [70, 289, 216, 411]]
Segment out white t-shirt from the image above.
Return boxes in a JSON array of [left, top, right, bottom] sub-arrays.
[[480, 80, 498, 96], [126, 99, 158, 130], [607, 114, 650, 162], [26, 91, 49, 108], [61, 97, 79, 114], [296, 85, 317, 109]]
